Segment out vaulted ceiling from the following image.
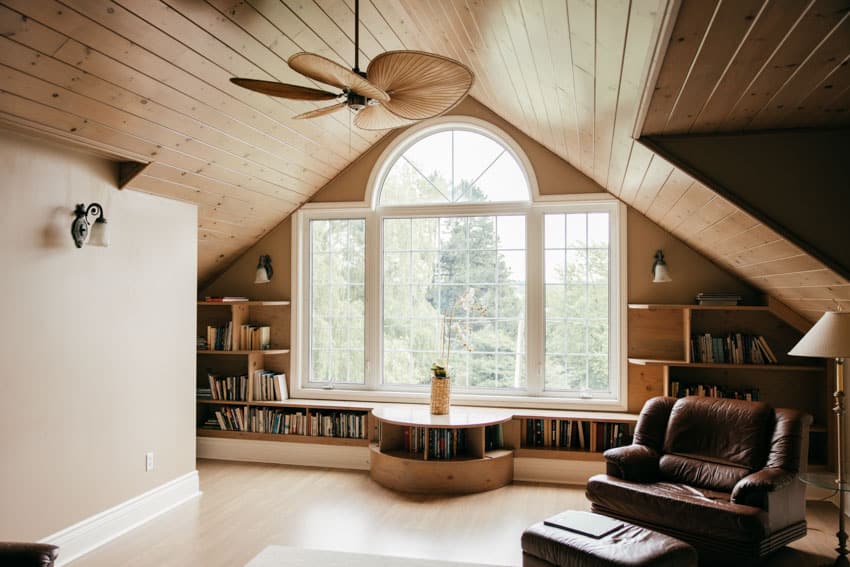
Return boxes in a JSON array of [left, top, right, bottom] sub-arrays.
[[0, 0, 847, 319]]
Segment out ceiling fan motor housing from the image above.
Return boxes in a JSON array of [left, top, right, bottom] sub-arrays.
[[347, 92, 369, 112]]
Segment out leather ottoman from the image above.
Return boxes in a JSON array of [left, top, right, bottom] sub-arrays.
[[521, 515, 697, 567]]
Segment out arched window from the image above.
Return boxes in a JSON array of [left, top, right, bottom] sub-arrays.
[[378, 128, 530, 206], [294, 117, 625, 409]]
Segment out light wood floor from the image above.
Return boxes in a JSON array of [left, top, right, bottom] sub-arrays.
[[70, 459, 841, 566]]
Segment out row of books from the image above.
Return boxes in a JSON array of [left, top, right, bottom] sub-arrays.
[[524, 419, 632, 451], [253, 370, 288, 401], [205, 322, 233, 351], [596, 423, 632, 452], [202, 407, 368, 438], [201, 323, 271, 351], [670, 381, 760, 401], [240, 325, 271, 351], [404, 427, 468, 460], [690, 333, 778, 364], [695, 292, 741, 306], [526, 419, 591, 450], [485, 424, 504, 451], [204, 407, 306, 435], [202, 373, 249, 401], [309, 411, 368, 439]]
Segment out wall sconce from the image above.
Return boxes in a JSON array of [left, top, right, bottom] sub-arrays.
[[71, 203, 110, 248], [254, 254, 273, 284], [652, 250, 671, 283]]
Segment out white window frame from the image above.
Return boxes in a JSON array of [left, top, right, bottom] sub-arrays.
[[291, 117, 627, 410]]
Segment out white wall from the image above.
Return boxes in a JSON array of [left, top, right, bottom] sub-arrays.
[[0, 130, 197, 540]]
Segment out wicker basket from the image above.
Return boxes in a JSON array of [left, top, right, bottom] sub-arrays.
[[430, 375, 451, 415]]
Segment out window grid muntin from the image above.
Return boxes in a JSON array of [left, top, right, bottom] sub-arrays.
[[378, 128, 527, 206]]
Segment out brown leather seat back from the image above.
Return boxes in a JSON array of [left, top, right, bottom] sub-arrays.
[[659, 397, 774, 492]]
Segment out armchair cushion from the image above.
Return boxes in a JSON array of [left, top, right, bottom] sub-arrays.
[[658, 453, 750, 493], [661, 397, 773, 491], [586, 473, 767, 543]]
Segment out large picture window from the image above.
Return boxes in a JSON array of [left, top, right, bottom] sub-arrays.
[[295, 119, 625, 408], [382, 215, 526, 390]]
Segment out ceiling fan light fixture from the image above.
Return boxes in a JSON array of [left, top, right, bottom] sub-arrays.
[[228, 0, 475, 131]]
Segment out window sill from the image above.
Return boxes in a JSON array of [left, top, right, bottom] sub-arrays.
[[290, 386, 628, 412]]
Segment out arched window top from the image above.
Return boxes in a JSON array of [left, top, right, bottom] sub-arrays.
[[376, 123, 531, 207]]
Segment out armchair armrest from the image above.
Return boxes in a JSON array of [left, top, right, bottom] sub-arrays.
[[731, 468, 796, 508], [0, 542, 59, 566], [603, 444, 660, 482]]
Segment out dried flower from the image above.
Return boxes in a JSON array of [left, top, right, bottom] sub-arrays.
[[433, 288, 487, 379]]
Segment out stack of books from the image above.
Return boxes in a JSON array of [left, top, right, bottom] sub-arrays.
[[690, 333, 778, 364], [696, 293, 742, 306]]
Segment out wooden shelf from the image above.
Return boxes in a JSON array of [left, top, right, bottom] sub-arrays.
[[627, 302, 831, 469], [514, 447, 604, 461], [196, 399, 247, 405], [368, 444, 513, 493], [197, 399, 371, 411], [377, 449, 484, 462], [628, 303, 770, 311], [628, 358, 823, 372], [196, 429, 369, 446], [512, 409, 639, 422], [198, 300, 290, 306], [197, 349, 290, 355]]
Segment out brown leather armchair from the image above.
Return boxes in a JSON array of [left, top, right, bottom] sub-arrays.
[[0, 542, 59, 566], [586, 396, 812, 564]]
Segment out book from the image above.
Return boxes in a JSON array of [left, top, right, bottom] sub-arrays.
[[204, 296, 249, 302], [543, 510, 623, 539], [695, 293, 742, 306]]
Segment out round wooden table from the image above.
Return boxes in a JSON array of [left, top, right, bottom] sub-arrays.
[[369, 406, 515, 494]]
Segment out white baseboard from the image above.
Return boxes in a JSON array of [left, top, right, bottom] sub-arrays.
[[197, 437, 371, 470], [513, 457, 605, 485], [41, 471, 200, 567]]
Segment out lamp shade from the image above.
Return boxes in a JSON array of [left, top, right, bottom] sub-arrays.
[[89, 218, 110, 247], [652, 250, 671, 283], [254, 266, 270, 284], [652, 263, 672, 283], [254, 254, 273, 284], [789, 311, 850, 358]]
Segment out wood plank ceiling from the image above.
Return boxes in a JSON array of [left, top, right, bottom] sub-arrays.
[[0, 0, 846, 320], [630, 0, 850, 320]]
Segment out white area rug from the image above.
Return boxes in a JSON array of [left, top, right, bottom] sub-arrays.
[[246, 546, 507, 567]]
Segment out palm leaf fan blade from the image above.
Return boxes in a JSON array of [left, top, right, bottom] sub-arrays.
[[288, 52, 389, 102], [292, 102, 348, 120], [229, 78, 339, 101], [353, 104, 417, 131], [366, 51, 474, 120]]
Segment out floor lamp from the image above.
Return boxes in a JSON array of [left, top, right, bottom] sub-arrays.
[[790, 311, 850, 566]]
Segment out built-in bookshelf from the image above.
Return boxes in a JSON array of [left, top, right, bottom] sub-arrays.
[[512, 412, 637, 462], [627, 301, 830, 468], [198, 300, 370, 444], [197, 401, 370, 445]]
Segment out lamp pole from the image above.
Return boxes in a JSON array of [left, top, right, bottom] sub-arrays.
[[836, 357, 848, 566]]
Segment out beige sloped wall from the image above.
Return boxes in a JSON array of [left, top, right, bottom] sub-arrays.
[[201, 98, 756, 381], [0, 130, 197, 540], [204, 98, 753, 303]]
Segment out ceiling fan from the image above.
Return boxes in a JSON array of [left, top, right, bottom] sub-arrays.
[[230, 0, 474, 131]]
